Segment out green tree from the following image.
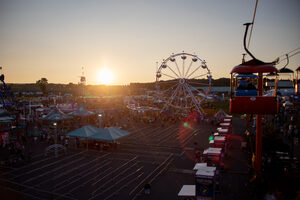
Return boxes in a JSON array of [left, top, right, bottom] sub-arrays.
[[36, 78, 48, 95]]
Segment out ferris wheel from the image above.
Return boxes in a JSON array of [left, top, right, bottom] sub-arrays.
[[156, 52, 212, 115]]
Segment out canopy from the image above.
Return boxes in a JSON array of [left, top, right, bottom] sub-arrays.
[[214, 109, 230, 118], [279, 67, 294, 73], [68, 105, 95, 117], [0, 109, 13, 122], [67, 125, 101, 138], [67, 126, 131, 141], [41, 106, 72, 121], [231, 59, 278, 74], [0, 109, 10, 117], [0, 116, 14, 122], [101, 127, 131, 141]]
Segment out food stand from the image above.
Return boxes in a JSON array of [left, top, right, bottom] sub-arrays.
[[195, 167, 215, 200], [202, 147, 223, 187], [213, 136, 226, 152], [217, 128, 229, 136], [220, 122, 232, 133]]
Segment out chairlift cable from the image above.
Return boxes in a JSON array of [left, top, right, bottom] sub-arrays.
[[278, 47, 300, 59], [247, 0, 259, 49], [278, 50, 300, 64]]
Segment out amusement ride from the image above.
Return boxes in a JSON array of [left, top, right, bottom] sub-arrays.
[[230, 23, 279, 176], [156, 52, 212, 116], [0, 72, 16, 110]]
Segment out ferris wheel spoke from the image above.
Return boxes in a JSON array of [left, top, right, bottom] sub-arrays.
[[158, 80, 178, 84], [156, 82, 178, 101], [188, 82, 208, 102], [182, 86, 187, 109], [161, 82, 179, 94], [186, 82, 205, 94], [175, 85, 181, 108], [183, 84, 204, 114], [186, 65, 201, 79], [179, 85, 185, 108], [174, 60, 182, 78], [182, 85, 189, 108], [166, 65, 181, 78], [161, 72, 178, 80], [184, 60, 194, 78], [186, 83, 207, 103], [189, 73, 209, 80], [185, 84, 200, 105], [158, 81, 178, 92], [166, 84, 181, 107], [188, 87, 205, 113]]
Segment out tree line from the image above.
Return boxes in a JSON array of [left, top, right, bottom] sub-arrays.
[[6, 78, 230, 96]]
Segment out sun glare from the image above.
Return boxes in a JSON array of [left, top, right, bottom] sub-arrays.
[[98, 68, 113, 85]]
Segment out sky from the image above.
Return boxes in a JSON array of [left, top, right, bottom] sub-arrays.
[[0, 0, 299, 85]]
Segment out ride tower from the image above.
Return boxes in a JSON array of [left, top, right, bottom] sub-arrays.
[[0, 67, 16, 110]]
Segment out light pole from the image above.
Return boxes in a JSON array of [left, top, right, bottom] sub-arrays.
[[98, 114, 102, 128], [53, 122, 58, 157]]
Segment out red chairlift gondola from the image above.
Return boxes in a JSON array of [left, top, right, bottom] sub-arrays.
[[229, 23, 279, 115], [276, 54, 295, 93]]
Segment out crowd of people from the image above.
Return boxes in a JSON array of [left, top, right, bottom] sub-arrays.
[[0, 134, 29, 166]]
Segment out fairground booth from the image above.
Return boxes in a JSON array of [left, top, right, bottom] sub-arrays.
[[194, 163, 216, 200]]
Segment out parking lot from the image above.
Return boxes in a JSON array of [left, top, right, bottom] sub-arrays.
[[0, 119, 217, 200]]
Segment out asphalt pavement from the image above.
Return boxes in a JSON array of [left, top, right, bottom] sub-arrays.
[[0, 117, 254, 200]]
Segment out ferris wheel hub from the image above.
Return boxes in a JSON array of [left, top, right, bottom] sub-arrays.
[[179, 78, 186, 85]]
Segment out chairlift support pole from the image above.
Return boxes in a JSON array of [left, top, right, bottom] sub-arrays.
[[255, 72, 263, 175]]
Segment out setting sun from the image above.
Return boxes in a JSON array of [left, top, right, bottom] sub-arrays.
[[98, 68, 114, 85]]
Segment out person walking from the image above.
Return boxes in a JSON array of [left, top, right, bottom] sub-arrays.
[[144, 183, 151, 195], [60, 135, 64, 144], [47, 134, 51, 145], [65, 138, 69, 148]]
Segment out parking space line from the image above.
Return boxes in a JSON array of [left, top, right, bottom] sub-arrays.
[[12, 150, 87, 179], [53, 161, 112, 194], [35, 153, 110, 187], [62, 165, 113, 197], [22, 156, 87, 184], [103, 172, 144, 200], [93, 166, 144, 199]]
